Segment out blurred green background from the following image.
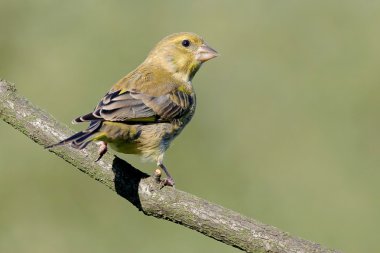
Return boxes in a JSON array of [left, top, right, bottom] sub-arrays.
[[1, 1, 379, 252]]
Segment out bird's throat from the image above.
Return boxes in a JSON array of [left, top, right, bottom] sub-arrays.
[[173, 61, 201, 82]]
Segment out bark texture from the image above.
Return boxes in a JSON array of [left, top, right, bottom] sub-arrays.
[[0, 79, 340, 253]]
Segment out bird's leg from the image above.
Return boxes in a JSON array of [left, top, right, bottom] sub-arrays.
[[95, 141, 108, 162], [157, 162, 175, 187]]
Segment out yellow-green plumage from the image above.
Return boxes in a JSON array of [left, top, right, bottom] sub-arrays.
[[48, 32, 218, 185]]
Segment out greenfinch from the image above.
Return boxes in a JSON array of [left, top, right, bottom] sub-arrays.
[[47, 32, 218, 186]]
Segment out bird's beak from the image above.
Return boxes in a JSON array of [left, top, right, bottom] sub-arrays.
[[196, 44, 218, 63]]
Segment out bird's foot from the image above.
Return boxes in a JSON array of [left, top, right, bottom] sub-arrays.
[[156, 162, 175, 188], [155, 169, 175, 188], [160, 177, 175, 188], [95, 141, 108, 162]]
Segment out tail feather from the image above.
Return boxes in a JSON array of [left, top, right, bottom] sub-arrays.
[[72, 139, 93, 150], [70, 130, 97, 149], [72, 112, 100, 124], [46, 121, 102, 149]]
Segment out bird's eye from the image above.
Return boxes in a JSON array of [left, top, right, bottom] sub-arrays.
[[181, 39, 190, 47]]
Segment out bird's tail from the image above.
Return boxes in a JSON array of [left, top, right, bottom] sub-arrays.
[[45, 121, 102, 150]]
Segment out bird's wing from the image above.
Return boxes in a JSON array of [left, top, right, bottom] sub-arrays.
[[73, 89, 194, 124]]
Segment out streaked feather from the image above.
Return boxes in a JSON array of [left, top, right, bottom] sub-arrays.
[[73, 88, 193, 124]]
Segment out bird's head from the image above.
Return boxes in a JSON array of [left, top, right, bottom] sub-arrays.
[[145, 32, 218, 82]]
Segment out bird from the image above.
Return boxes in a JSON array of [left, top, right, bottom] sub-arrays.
[[46, 32, 218, 186]]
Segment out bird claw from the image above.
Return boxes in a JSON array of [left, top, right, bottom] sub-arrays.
[[160, 177, 175, 189], [95, 141, 108, 162]]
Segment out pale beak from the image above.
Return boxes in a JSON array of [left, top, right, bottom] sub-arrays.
[[195, 44, 218, 62]]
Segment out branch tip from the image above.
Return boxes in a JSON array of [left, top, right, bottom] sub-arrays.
[[0, 79, 17, 93]]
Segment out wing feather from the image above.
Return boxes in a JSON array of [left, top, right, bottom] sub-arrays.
[[73, 88, 193, 124]]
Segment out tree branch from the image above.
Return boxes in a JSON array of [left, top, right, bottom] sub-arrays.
[[0, 79, 340, 253]]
